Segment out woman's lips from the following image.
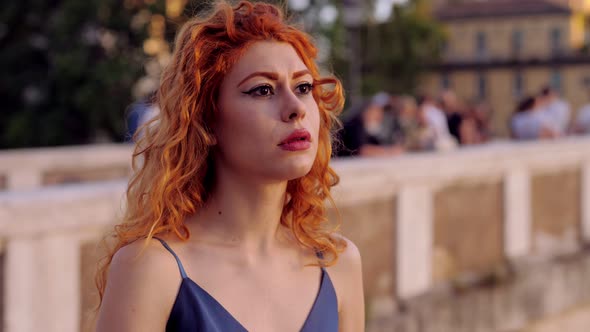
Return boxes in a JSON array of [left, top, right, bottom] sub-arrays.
[[278, 129, 311, 151], [279, 140, 311, 151]]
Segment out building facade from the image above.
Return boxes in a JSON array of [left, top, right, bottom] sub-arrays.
[[423, 0, 590, 136]]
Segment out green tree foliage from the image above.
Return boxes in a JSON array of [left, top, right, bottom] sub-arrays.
[[359, 0, 446, 95], [0, 0, 158, 148], [0, 0, 442, 148], [0, 0, 305, 148]]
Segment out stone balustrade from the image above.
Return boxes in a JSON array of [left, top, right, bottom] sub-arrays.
[[2, 138, 590, 331], [0, 144, 132, 191]]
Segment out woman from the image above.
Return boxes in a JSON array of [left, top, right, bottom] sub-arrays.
[[95, 1, 364, 331]]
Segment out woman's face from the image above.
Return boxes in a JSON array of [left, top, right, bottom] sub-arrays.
[[214, 41, 320, 182]]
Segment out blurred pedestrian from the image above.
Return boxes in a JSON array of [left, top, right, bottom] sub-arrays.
[[418, 95, 457, 151], [441, 90, 471, 145], [471, 101, 494, 142], [573, 88, 590, 134], [337, 93, 404, 157], [511, 96, 557, 140], [391, 95, 435, 151], [537, 85, 570, 135], [454, 110, 482, 145], [125, 91, 159, 142]]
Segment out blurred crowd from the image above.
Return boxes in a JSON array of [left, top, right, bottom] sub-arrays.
[[336, 85, 590, 158], [510, 86, 590, 140], [126, 85, 590, 157], [336, 89, 492, 157]]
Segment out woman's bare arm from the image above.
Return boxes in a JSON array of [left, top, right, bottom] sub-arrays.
[[95, 241, 179, 332], [327, 237, 365, 332]]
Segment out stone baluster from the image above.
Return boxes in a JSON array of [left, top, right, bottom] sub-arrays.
[[582, 162, 590, 243], [4, 234, 80, 332], [504, 168, 532, 258], [396, 185, 433, 299]]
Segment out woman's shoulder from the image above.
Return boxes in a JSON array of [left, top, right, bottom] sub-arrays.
[[96, 238, 181, 331], [110, 237, 180, 279], [325, 235, 365, 329], [327, 235, 362, 275]]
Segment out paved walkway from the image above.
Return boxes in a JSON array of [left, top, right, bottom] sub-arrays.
[[522, 303, 590, 332]]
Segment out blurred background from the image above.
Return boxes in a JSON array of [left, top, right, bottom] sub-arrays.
[[3, 0, 590, 331]]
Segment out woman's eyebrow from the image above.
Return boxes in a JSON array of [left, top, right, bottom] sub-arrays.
[[237, 72, 279, 87], [292, 69, 311, 79], [238, 69, 312, 87]]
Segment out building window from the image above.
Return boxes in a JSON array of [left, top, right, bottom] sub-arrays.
[[550, 70, 562, 92], [513, 71, 524, 99], [477, 72, 487, 100], [511, 29, 523, 56], [476, 31, 487, 58], [441, 72, 451, 89], [550, 27, 562, 56]]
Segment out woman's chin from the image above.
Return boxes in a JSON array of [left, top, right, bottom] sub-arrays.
[[287, 166, 314, 180], [274, 158, 315, 181]]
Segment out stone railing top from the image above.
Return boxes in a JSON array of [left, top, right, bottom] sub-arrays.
[[2, 137, 590, 235], [332, 137, 590, 204], [1, 137, 589, 177], [0, 144, 133, 173], [334, 137, 590, 177], [0, 180, 126, 237]]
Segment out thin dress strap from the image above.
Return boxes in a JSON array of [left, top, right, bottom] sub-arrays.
[[315, 250, 326, 270], [153, 237, 188, 279], [315, 250, 324, 259]]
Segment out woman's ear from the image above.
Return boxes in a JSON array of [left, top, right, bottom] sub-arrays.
[[204, 116, 218, 146], [209, 123, 218, 146]]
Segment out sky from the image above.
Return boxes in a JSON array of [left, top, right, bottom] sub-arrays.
[[289, 0, 409, 23]]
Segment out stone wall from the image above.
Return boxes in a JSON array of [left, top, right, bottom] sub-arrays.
[[433, 181, 504, 282], [523, 302, 590, 332], [531, 169, 581, 257], [330, 197, 398, 318], [368, 250, 590, 332]]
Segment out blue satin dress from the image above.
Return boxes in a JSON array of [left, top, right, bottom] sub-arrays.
[[154, 238, 339, 332]]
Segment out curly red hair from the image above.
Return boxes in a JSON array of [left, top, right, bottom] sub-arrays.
[[96, 0, 345, 303]]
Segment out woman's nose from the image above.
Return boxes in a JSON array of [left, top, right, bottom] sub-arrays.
[[281, 89, 307, 122]]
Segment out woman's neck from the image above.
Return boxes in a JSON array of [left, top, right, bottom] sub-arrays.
[[187, 167, 289, 258]]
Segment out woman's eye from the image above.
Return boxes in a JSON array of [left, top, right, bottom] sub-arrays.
[[296, 83, 313, 95], [244, 85, 274, 97]]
